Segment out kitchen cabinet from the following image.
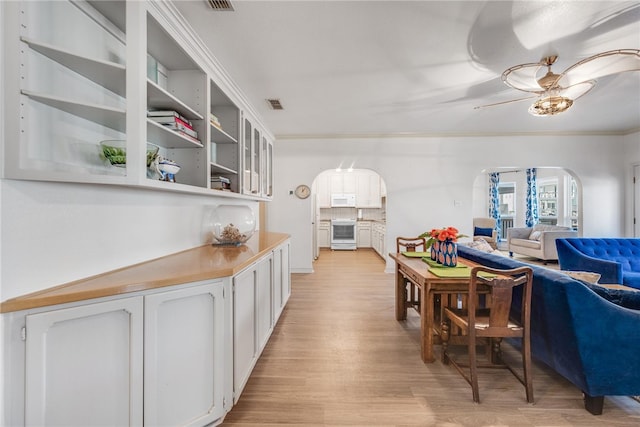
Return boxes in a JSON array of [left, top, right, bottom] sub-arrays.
[[316, 175, 332, 208], [18, 279, 231, 427], [318, 220, 331, 247], [2, 0, 274, 200], [356, 170, 382, 208], [331, 172, 357, 194], [144, 281, 228, 427], [357, 221, 372, 248], [272, 242, 291, 321], [24, 297, 144, 426], [372, 223, 386, 259], [233, 253, 276, 402], [2, 235, 290, 427]]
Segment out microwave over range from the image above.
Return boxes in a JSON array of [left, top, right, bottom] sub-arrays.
[[331, 193, 356, 207]]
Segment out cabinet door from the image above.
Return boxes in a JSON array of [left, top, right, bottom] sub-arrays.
[[272, 242, 291, 322], [25, 297, 143, 426], [317, 174, 331, 207], [144, 282, 226, 427], [357, 223, 372, 248], [318, 223, 330, 247], [233, 265, 258, 401], [256, 255, 273, 352]]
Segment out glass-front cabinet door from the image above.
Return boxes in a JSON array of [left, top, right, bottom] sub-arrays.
[[262, 135, 273, 198], [253, 127, 262, 195]]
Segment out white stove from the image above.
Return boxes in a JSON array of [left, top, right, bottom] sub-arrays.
[[331, 219, 357, 250]]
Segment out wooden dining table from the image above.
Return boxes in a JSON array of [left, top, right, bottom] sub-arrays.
[[389, 252, 490, 363]]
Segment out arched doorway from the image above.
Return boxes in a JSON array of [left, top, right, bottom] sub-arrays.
[[472, 167, 582, 247], [311, 168, 387, 260]]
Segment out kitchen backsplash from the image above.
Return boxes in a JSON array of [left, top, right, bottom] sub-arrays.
[[319, 207, 385, 221]]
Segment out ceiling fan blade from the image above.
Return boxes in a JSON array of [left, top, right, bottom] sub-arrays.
[[501, 62, 546, 93], [554, 49, 640, 87], [474, 95, 538, 110], [558, 80, 596, 100]]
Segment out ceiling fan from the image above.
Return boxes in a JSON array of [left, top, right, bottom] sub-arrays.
[[475, 49, 640, 116]]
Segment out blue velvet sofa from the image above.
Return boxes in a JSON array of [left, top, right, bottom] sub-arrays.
[[457, 245, 640, 414], [556, 238, 640, 289]]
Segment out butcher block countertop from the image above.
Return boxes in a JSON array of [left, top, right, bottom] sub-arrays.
[[0, 232, 290, 314]]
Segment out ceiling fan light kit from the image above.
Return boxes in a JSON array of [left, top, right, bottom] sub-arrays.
[[528, 95, 573, 116], [477, 49, 640, 117]]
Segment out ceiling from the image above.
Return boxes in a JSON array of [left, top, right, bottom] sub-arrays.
[[173, 0, 640, 138]]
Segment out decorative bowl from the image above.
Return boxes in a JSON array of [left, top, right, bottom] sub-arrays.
[[100, 140, 159, 168], [208, 204, 256, 245]]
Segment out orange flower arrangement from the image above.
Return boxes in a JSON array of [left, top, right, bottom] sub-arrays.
[[420, 226, 467, 248]]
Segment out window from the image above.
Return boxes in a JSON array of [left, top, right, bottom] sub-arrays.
[[538, 180, 558, 225], [498, 183, 515, 216], [569, 177, 579, 230]]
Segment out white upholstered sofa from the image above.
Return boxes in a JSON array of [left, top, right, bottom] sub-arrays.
[[507, 224, 578, 263]]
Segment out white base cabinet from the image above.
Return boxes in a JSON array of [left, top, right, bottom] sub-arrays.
[[233, 241, 290, 402], [144, 282, 228, 427], [25, 298, 144, 426], [357, 221, 372, 248], [2, 242, 290, 427]]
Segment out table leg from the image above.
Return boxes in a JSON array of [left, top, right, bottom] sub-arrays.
[[395, 265, 407, 320], [421, 284, 435, 363]]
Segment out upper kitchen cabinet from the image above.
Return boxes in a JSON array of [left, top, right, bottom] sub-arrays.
[[1, 0, 274, 201], [3, 0, 128, 184], [242, 114, 273, 199], [209, 80, 240, 194], [356, 169, 382, 208]]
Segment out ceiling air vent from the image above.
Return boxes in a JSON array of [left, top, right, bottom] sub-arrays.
[[267, 99, 284, 110], [206, 0, 234, 11]]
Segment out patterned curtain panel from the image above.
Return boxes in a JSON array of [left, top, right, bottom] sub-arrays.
[[489, 172, 501, 238], [525, 168, 539, 227]]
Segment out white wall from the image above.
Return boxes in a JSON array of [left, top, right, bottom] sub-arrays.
[[269, 133, 636, 273], [0, 179, 259, 300]]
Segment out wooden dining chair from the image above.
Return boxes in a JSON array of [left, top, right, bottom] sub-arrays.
[[396, 236, 427, 312], [440, 265, 534, 404]]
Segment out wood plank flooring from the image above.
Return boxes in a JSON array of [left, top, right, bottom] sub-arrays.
[[222, 249, 640, 426]]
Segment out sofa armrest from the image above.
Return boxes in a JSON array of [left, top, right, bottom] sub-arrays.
[[539, 230, 578, 259], [565, 282, 640, 396], [556, 239, 623, 283]]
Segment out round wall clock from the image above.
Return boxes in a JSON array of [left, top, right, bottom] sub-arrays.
[[294, 184, 311, 199]]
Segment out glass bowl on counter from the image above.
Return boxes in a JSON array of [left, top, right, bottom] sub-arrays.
[[208, 204, 256, 246]]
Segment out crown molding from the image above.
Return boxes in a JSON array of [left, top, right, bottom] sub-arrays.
[[275, 128, 640, 140]]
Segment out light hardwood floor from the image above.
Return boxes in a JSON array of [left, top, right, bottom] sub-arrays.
[[222, 249, 640, 426]]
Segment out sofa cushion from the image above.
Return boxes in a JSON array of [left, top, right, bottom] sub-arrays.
[[581, 282, 640, 310], [529, 230, 542, 241], [511, 238, 541, 249], [532, 224, 571, 232], [561, 270, 601, 284], [474, 226, 494, 237], [466, 238, 501, 254]]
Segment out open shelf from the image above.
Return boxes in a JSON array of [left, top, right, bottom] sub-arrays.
[[22, 90, 126, 132], [147, 119, 204, 149], [210, 123, 237, 144], [21, 37, 126, 97], [147, 80, 203, 121]]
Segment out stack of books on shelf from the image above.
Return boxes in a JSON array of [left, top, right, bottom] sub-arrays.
[[211, 176, 231, 191], [148, 110, 201, 144], [210, 113, 222, 130]]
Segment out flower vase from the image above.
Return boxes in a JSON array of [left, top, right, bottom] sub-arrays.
[[441, 240, 458, 267], [430, 241, 440, 261]]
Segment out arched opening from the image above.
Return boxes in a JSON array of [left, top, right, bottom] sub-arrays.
[[310, 168, 387, 261], [472, 167, 582, 249]]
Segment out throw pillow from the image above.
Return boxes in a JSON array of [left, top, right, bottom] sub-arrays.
[[561, 270, 601, 284], [529, 230, 542, 241], [474, 226, 493, 237], [468, 238, 495, 253]]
